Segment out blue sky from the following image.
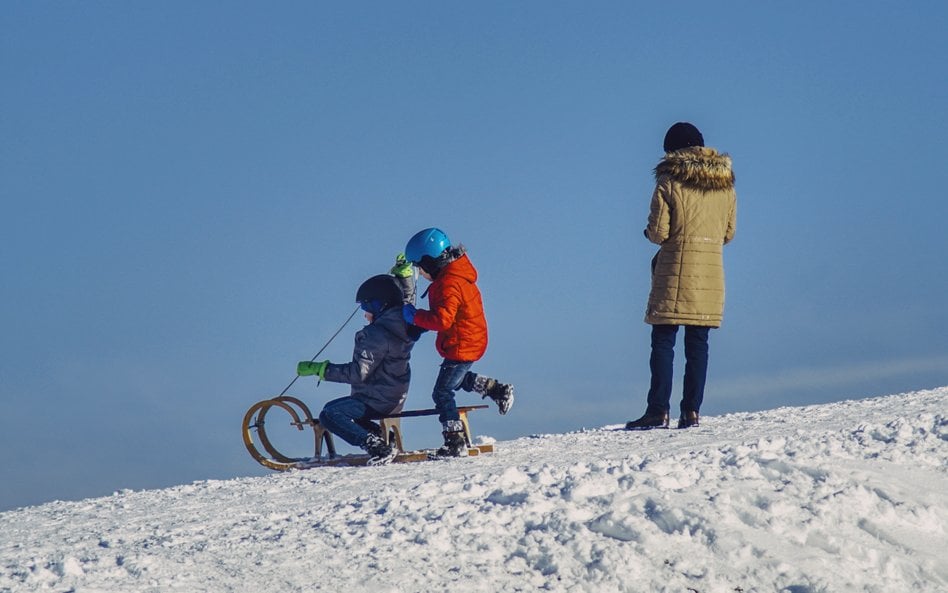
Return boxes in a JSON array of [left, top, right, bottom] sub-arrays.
[[2, 1, 947, 511]]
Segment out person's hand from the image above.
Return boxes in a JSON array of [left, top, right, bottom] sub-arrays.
[[297, 360, 329, 379], [390, 253, 413, 278], [402, 303, 417, 324]]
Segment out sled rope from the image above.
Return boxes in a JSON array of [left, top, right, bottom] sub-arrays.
[[278, 304, 361, 396]]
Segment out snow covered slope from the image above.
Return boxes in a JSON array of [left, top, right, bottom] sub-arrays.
[[2, 388, 946, 593]]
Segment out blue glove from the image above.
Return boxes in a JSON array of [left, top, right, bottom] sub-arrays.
[[297, 360, 329, 379], [402, 303, 417, 325]]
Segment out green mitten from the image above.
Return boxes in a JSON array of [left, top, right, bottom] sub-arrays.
[[297, 360, 329, 379], [390, 253, 413, 278]]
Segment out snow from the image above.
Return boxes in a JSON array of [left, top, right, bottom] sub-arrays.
[[2, 388, 946, 593]]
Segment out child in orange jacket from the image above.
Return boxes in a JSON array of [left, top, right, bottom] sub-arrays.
[[402, 227, 514, 457]]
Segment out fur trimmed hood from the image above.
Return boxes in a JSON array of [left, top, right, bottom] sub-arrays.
[[654, 147, 735, 192]]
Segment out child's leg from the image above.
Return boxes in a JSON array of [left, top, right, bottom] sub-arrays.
[[460, 371, 515, 414], [318, 397, 378, 448], [355, 418, 382, 436], [431, 360, 474, 431]]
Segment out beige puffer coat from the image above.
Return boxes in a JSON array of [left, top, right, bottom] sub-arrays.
[[644, 146, 736, 327]]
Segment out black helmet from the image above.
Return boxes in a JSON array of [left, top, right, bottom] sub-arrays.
[[355, 274, 404, 311]]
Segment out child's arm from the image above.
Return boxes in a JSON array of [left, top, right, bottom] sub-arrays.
[[323, 328, 386, 385], [390, 253, 416, 306], [412, 284, 461, 332]]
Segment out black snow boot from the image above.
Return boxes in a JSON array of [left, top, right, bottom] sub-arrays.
[[624, 411, 670, 430], [356, 419, 383, 438], [433, 430, 467, 457], [363, 433, 397, 465], [473, 375, 515, 415], [677, 410, 700, 429]]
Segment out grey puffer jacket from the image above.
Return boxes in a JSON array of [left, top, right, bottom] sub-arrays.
[[323, 306, 415, 415]]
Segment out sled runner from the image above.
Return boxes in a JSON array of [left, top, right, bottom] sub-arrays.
[[242, 398, 494, 470]]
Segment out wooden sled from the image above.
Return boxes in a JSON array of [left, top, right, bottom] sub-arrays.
[[242, 398, 493, 470]]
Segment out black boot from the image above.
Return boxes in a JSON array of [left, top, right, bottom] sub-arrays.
[[473, 375, 514, 415], [677, 410, 699, 429], [433, 430, 467, 457], [363, 433, 397, 465], [624, 411, 670, 430], [356, 419, 383, 438], [485, 381, 514, 415]]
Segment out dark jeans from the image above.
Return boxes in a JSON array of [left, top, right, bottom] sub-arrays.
[[431, 359, 479, 429], [646, 324, 710, 415], [318, 397, 385, 448]]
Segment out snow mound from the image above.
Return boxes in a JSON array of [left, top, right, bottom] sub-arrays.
[[2, 388, 946, 592]]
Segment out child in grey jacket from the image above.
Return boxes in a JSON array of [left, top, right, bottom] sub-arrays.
[[297, 262, 418, 465]]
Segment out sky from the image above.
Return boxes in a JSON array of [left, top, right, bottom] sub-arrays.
[[2, 1, 947, 512]]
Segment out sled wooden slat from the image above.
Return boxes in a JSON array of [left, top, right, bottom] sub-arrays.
[[293, 445, 494, 468], [379, 405, 489, 453]]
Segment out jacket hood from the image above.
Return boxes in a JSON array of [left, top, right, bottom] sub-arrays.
[[441, 252, 478, 284], [654, 146, 735, 192]]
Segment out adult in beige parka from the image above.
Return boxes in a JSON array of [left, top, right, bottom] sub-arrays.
[[626, 122, 736, 430]]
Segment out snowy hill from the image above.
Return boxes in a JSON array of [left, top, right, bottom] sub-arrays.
[[2, 389, 946, 593]]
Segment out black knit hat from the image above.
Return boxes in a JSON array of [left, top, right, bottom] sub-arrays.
[[663, 122, 704, 153], [356, 274, 404, 310]]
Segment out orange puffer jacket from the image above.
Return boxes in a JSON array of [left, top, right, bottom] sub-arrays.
[[412, 253, 488, 362]]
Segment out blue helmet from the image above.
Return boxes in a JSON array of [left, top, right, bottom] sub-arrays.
[[405, 227, 451, 263]]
